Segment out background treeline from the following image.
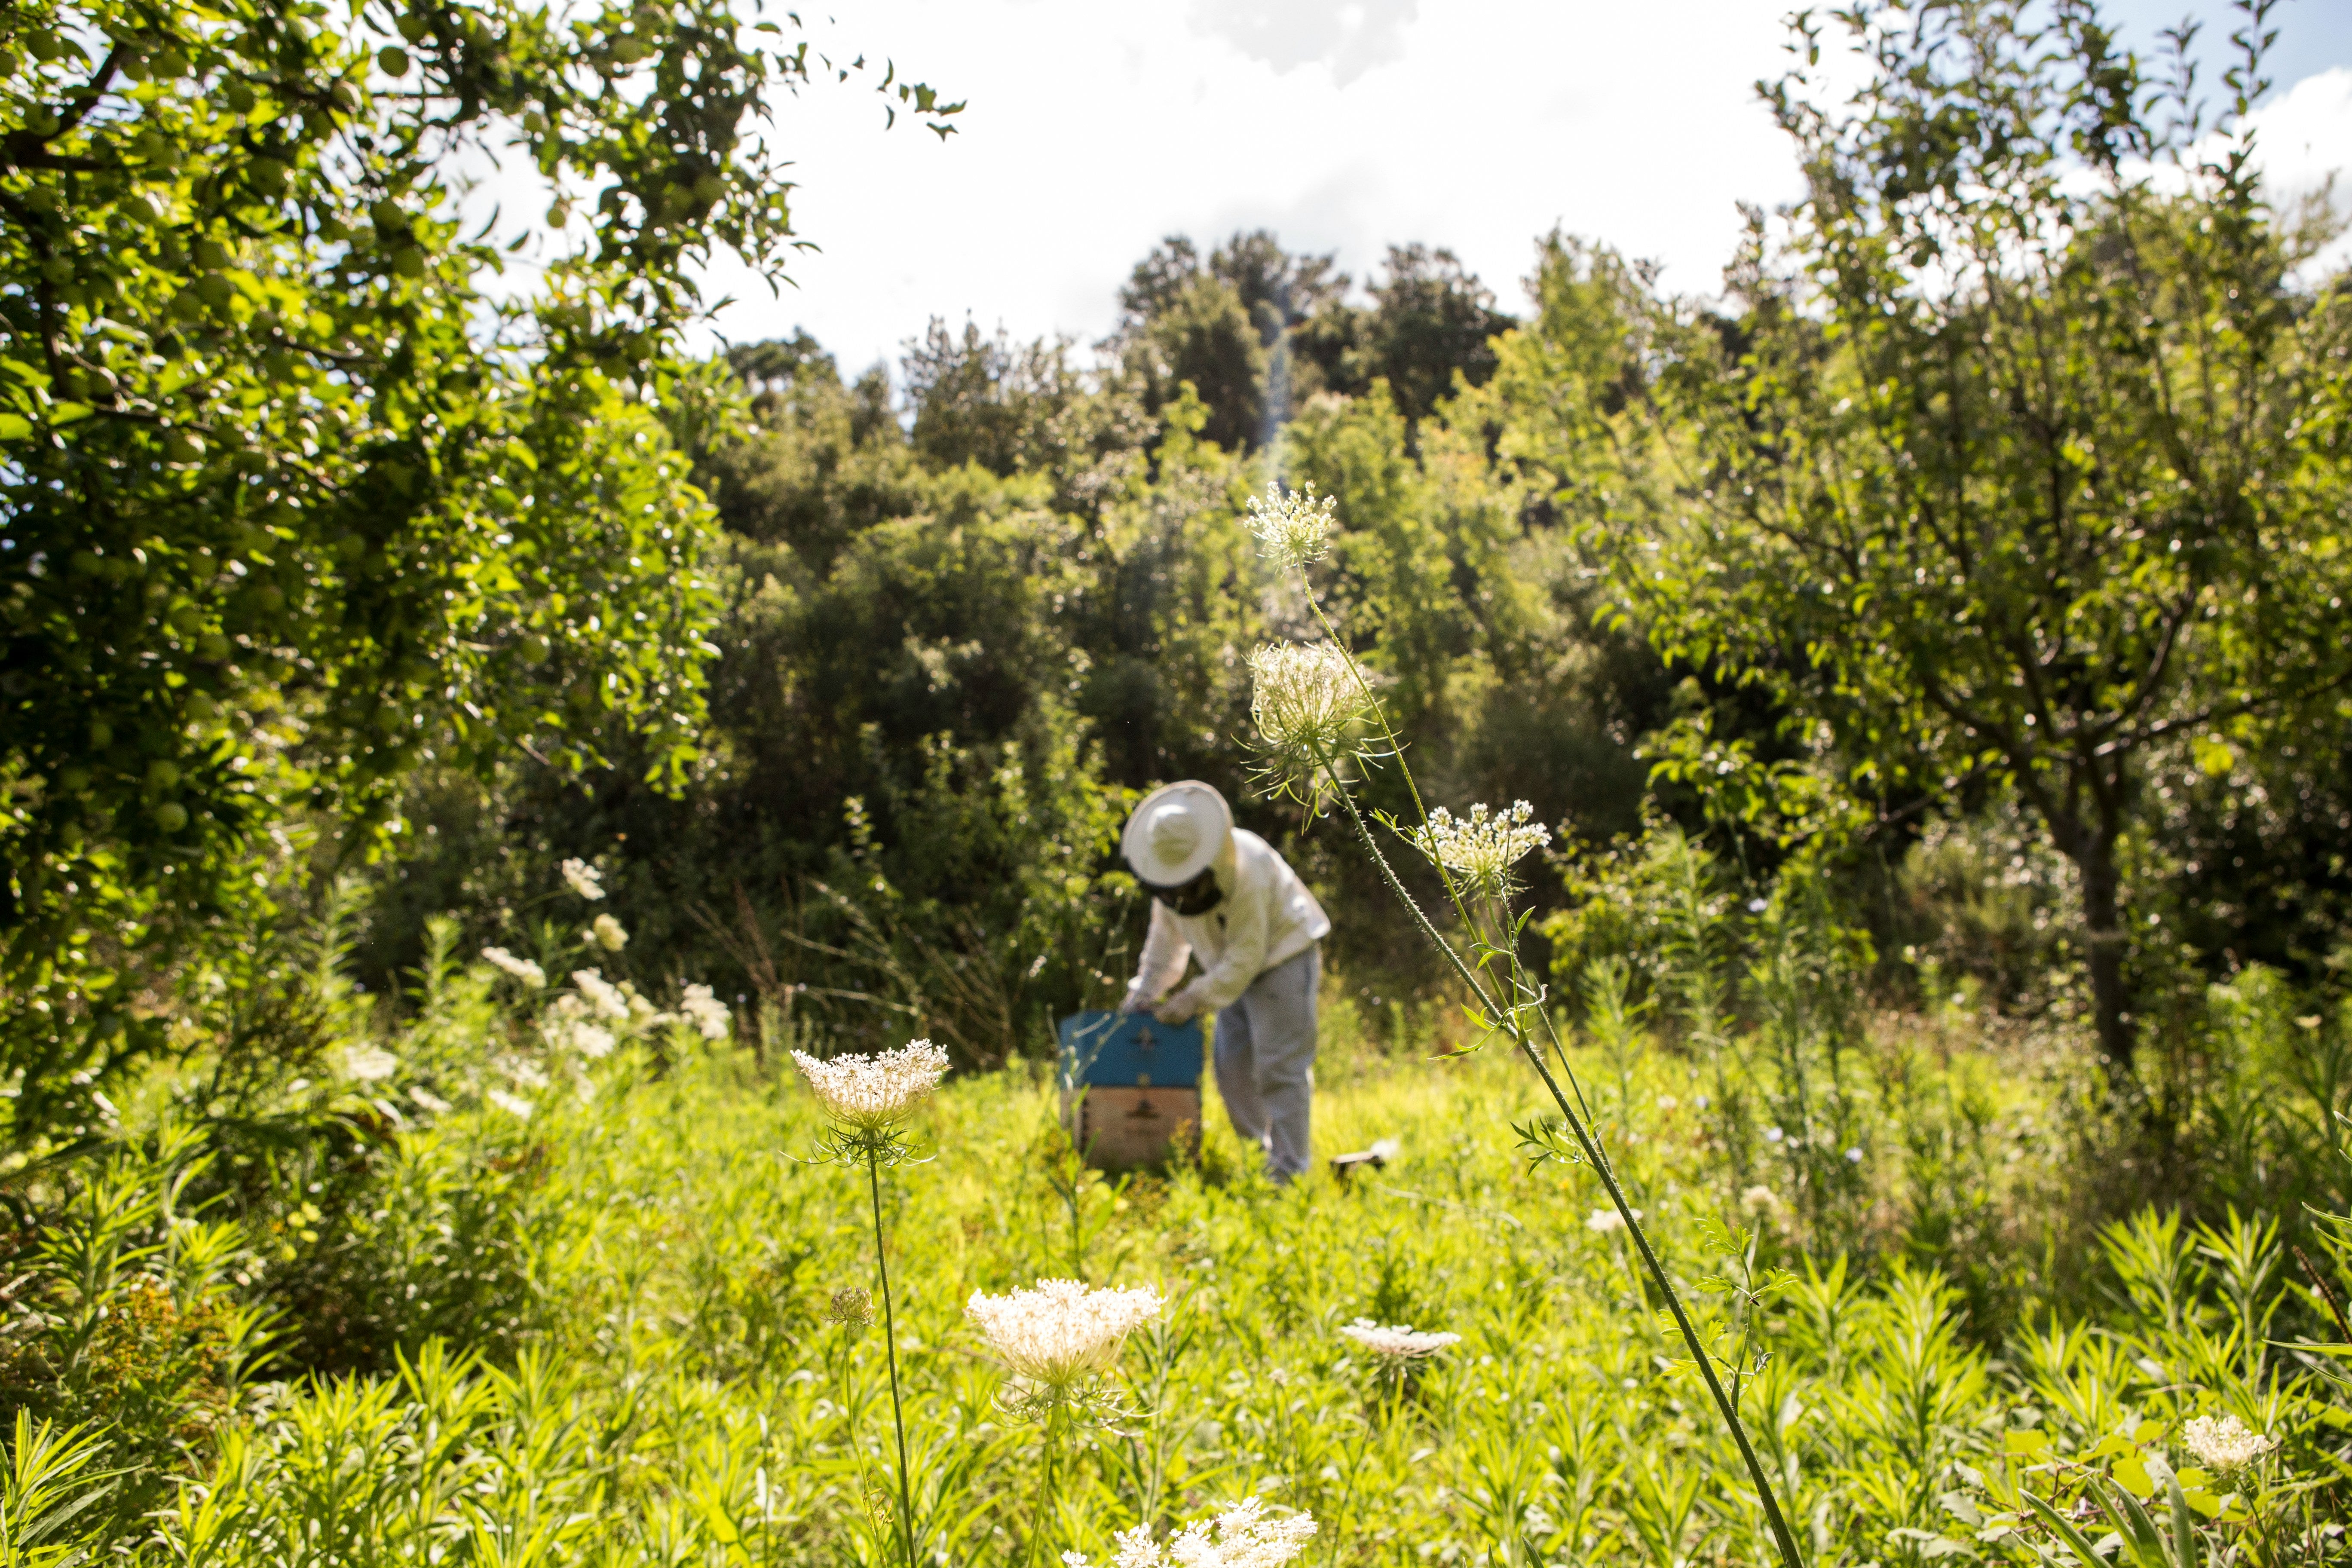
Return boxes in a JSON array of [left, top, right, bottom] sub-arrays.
[[356, 158, 2352, 1094], [353, 234, 1663, 1066]]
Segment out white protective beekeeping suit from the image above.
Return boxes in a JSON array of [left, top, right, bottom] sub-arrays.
[[1119, 781, 1329, 1179]]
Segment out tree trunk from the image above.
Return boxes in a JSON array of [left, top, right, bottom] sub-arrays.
[[2077, 827, 2134, 1072]]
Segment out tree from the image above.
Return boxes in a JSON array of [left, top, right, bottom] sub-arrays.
[[0, 0, 957, 1142], [1326, 244, 1514, 429], [1556, 0, 2352, 1066]]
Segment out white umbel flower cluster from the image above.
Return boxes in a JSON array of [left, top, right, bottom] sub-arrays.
[[2184, 1413, 2278, 1473], [966, 1277, 1164, 1391], [1339, 1318, 1461, 1360], [1411, 800, 1551, 896], [1247, 642, 1373, 770], [341, 1044, 398, 1083], [1245, 481, 1339, 570], [792, 1038, 951, 1135], [1067, 1498, 1316, 1568], [481, 946, 547, 988], [591, 913, 629, 952], [542, 993, 617, 1059], [679, 983, 732, 1041], [571, 969, 632, 1023], [560, 858, 605, 900]]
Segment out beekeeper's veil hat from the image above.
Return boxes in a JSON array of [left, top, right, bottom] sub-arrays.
[[1121, 781, 1233, 888]]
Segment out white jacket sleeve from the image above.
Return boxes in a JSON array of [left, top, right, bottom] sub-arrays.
[[1126, 900, 1193, 1006]]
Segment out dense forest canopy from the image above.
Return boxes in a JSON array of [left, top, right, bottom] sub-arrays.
[[4, 0, 2349, 1148]]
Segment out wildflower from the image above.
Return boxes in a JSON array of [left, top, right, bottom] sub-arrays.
[[1740, 1185, 1782, 1217], [1410, 800, 1551, 896], [1246, 642, 1376, 803], [1586, 1206, 1640, 1233], [793, 1038, 951, 1138], [560, 857, 605, 900], [830, 1286, 876, 1327], [591, 913, 629, 952], [1844, 1146, 1864, 1164], [1339, 1318, 1461, 1360], [507, 1058, 550, 1090], [1245, 480, 1339, 570], [409, 1086, 452, 1115], [341, 1044, 398, 1083], [2184, 1413, 2278, 1473], [481, 945, 547, 987], [1070, 1498, 1317, 1568], [570, 970, 631, 1022], [965, 1277, 1164, 1396], [680, 983, 732, 1040], [486, 1088, 533, 1119]]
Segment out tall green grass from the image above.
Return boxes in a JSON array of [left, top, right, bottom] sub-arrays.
[[11, 1004, 2345, 1567]]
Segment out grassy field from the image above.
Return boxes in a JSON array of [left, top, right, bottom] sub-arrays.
[[22, 978, 2345, 1568]]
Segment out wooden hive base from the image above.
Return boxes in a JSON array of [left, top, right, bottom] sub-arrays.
[[1060, 1086, 1202, 1172]]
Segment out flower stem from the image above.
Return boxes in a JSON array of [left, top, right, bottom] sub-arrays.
[[1032, 1400, 1063, 1568], [867, 1149, 919, 1568], [1317, 752, 1806, 1568]]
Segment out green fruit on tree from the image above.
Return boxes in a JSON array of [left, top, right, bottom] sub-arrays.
[[164, 430, 204, 462], [88, 720, 113, 748], [152, 801, 189, 832], [57, 766, 90, 793], [378, 46, 410, 76], [147, 760, 181, 789], [196, 632, 230, 660]]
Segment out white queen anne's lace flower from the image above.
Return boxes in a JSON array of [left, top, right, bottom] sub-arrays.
[[1246, 643, 1375, 796], [560, 858, 605, 900], [591, 913, 629, 952], [341, 1044, 398, 1083], [966, 1277, 1164, 1393], [793, 1038, 951, 1136], [1068, 1498, 1317, 1568], [679, 983, 732, 1041], [2184, 1413, 2278, 1473], [570, 970, 631, 1023], [481, 946, 547, 988], [1586, 1207, 1642, 1234], [1411, 800, 1551, 895], [1245, 480, 1339, 570], [1339, 1318, 1461, 1360]]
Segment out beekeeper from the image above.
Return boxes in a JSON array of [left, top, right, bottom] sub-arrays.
[[1118, 781, 1329, 1181]]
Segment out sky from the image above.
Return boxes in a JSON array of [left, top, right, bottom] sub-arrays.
[[689, 0, 2352, 378]]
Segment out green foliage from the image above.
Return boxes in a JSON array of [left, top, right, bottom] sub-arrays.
[[1504, 3, 2352, 1064], [0, 0, 957, 1148], [9, 962, 2351, 1565]]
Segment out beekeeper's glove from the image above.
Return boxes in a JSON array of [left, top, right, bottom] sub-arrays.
[[1152, 983, 1207, 1026], [1116, 986, 1152, 1016]]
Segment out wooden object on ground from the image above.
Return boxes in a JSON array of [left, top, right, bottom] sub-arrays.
[[1060, 1086, 1202, 1172]]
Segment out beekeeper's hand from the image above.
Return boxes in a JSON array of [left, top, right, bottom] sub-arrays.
[[1153, 985, 1206, 1026], [1116, 987, 1153, 1016]]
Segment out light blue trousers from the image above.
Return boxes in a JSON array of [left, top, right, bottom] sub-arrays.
[[1213, 945, 1319, 1181]]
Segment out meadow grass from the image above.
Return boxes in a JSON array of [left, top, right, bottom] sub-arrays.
[[24, 1014, 2342, 1568]]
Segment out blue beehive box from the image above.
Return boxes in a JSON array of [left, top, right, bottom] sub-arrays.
[[1057, 1010, 1203, 1089]]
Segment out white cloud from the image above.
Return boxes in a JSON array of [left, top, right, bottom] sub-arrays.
[[1187, 0, 1422, 85], [680, 3, 2351, 377]]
